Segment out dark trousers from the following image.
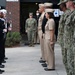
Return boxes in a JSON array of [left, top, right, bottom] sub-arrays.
[[0, 38, 4, 64], [3, 38, 6, 60]]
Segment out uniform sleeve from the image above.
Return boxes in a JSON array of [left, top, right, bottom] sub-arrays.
[[35, 19, 37, 30], [25, 19, 28, 30], [0, 28, 3, 32], [58, 15, 64, 35], [48, 19, 55, 30], [72, 15, 75, 23], [57, 15, 64, 45], [34, 19, 37, 31], [72, 15, 75, 42], [0, 20, 4, 32]]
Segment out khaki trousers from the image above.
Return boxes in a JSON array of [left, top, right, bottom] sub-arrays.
[[38, 30, 45, 61], [44, 38, 47, 62], [45, 39, 55, 69]]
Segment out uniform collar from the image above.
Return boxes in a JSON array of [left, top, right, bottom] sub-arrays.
[[0, 18, 5, 21]]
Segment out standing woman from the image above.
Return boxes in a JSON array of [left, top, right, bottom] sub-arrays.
[[44, 9, 55, 71]]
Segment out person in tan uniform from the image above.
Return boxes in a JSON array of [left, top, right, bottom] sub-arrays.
[[43, 2, 53, 65], [44, 9, 55, 71], [38, 4, 46, 62]]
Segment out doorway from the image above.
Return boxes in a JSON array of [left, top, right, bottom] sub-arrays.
[[20, 1, 60, 42], [20, 2, 39, 34]]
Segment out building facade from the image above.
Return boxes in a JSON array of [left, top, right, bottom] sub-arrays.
[[6, 0, 20, 32], [6, 0, 59, 33]]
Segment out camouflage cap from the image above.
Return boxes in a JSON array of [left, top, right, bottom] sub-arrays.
[[29, 13, 33, 16], [58, 0, 67, 5], [65, 0, 75, 2]]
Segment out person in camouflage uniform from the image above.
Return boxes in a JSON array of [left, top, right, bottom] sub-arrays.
[[64, 0, 75, 75], [25, 13, 37, 47], [57, 0, 71, 74], [73, 1, 75, 7]]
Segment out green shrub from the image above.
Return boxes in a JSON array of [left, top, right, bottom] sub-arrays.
[[5, 32, 21, 47]]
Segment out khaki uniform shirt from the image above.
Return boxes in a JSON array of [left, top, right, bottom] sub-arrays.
[[45, 18, 55, 40], [38, 12, 45, 30]]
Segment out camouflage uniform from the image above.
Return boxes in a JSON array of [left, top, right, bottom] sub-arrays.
[[64, 10, 75, 75], [58, 9, 70, 63], [57, 9, 71, 74], [25, 18, 37, 46]]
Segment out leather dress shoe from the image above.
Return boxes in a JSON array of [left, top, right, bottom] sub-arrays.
[[40, 57, 42, 59], [0, 71, 2, 74], [29, 44, 32, 47], [0, 69, 5, 74], [4, 57, 8, 60], [41, 63, 47, 67], [31, 45, 34, 47], [44, 68, 55, 71], [0, 64, 5, 68], [39, 60, 46, 63], [2, 60, 6, 63], [0, 69, 5, 72]]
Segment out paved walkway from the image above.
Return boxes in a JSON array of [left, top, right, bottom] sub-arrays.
[[2, 44, 67, 75]]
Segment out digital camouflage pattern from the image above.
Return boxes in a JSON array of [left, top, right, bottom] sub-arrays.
[[25, 18, 37, 45], [57, 9, 71, 75], [64, 10, 75, 75]]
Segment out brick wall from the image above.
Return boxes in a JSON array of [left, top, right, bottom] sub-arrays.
[[6, 1, 20, 32]]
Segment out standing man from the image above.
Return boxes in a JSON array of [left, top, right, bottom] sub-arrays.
[[25, 13, 37, 47], [38, 3, 46, 62], [57, 0, 71, 74], [0, 11, 7, 73], [0, 9, 10, 63], [64, 0, 75, 75], [38, 3, 53, 64]]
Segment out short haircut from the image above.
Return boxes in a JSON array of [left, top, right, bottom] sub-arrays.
[[61, 3, 66, 8]]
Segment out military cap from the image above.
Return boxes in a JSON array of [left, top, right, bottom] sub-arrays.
[[0, 9, 7, 14], [45, 9, 54, 13], [44, 2, 53, 7], [29, 13, 33, 16], [58, 0, 67, 5], [39, 3, 45, 8], [64, 0, 74, 2]]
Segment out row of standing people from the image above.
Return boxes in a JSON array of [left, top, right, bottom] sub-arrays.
[[57, 0, 75, 75], [25, 2, 56, 71], [38, 3, 56, 71], [0, 9, 12, 74], [25, 1, 75, 73]]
